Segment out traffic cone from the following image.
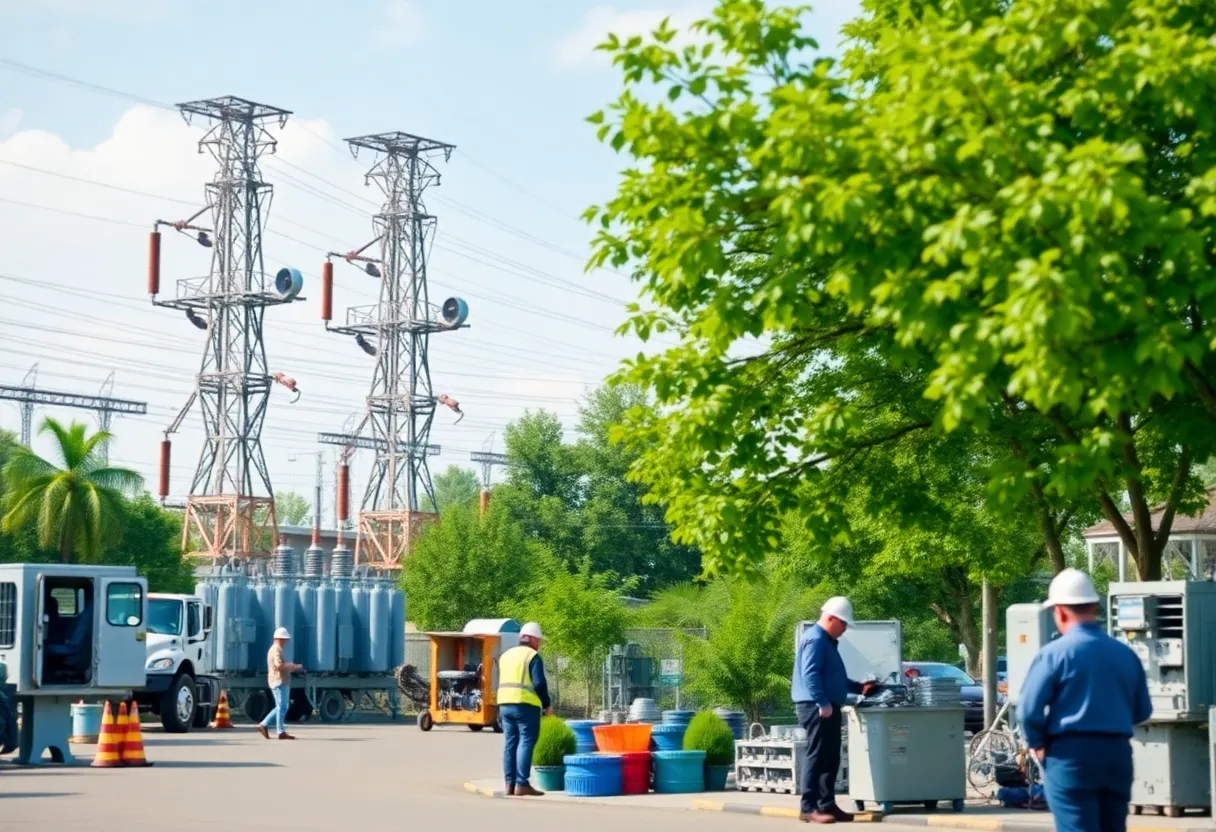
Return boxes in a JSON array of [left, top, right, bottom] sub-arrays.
[[211, 690, 233, 729], [120, 701, 151, 767], [91, 701, 123, 768]]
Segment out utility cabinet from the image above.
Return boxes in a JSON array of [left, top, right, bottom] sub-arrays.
[[1110, 581, 1216, 816], [845, 706, 966, 814]]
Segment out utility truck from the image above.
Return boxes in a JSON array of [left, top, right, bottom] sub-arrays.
[[134, 592, 222, 733]]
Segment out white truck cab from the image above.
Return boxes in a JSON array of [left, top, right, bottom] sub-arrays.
[[135, 592, 220, 732]]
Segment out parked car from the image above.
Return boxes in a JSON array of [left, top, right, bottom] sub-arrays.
[[903, 661, 1005, 734]]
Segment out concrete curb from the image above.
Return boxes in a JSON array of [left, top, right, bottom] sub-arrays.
[[463, 785, 1206, 832], [691, 799, 882, 823]]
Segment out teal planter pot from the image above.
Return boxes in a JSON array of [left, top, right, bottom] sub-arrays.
[[705, 763, 732, 791], [653, 750, 706, 793], [533, 765, 566, 792]]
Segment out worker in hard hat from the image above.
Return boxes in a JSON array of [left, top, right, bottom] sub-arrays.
[[1018, 569, 1151, 832], [257, 627, 304, 741], [792, 596, 876, 824], [496, 621, 552, 797]]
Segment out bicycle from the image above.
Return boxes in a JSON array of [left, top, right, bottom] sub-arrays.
[[966, 699, 1044, 800]]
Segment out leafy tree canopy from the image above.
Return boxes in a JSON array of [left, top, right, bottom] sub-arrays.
[[591, 0, 1216, 578], [433, 465, 481, 514]]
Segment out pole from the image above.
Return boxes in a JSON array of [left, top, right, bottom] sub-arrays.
[[314, 453, 323, 533], [982, 578, 998, 729]]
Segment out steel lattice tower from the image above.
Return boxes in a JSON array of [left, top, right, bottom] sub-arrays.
[[320, 131, 464, 570], [149, 96, 303, 562]]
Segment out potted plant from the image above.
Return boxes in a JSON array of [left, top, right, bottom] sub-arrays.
[[683, 711, 736, 791], [532, 715, 577, 791]]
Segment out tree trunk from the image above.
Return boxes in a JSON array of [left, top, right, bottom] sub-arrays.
[[928, 567, 981, 676], [59, 523, 72, 564]]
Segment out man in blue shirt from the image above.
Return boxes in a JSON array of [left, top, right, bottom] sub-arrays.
[[1019, 569, 1152, 832], [792, 596, 875, 824]]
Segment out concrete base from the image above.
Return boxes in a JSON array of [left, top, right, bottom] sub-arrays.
[[16, 695, 79, 766]]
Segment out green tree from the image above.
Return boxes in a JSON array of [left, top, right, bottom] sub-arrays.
[[400, 502, 540, 631], [274, 491, 311, 526], [106, 494, 196, 593], [589, 0, 1216, 579], [679, 577, 809, 725], [433, 465, 481, 513], [513, 563, 633, 716], [1, 418, 143, 563]]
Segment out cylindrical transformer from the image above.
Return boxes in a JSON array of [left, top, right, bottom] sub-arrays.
[[321, 260, 334, 321], [148, 230, 161, 295], [158, 439, 171, 499], [479, 488, 489, 516], [337, 462, 350, 521]]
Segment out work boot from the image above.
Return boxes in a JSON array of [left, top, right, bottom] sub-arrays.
[[829, 806, 855, 823], [514, 784, 544, 797], [505, 782, 515, 796], [256, 725, 269, 740], [799, 812, 836, 824], [277, 733, 296, 740]]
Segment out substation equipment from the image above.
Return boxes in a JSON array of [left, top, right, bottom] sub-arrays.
[[195, 536, 406, 724], [1109, 580, 1215, 817], [319, 131, 469, 572], [0, 564, 148, 765], [416, 618, 519, 733]]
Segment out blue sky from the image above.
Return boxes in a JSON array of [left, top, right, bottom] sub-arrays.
[[0, 0, 863, 520]]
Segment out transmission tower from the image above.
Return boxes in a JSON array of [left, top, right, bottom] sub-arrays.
[[148, 95, 305, 563], [319, 131, 468, 570], [0, 365, 147, 453]]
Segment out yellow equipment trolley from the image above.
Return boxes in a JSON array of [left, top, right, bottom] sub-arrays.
[[417, 618, 521, 732]]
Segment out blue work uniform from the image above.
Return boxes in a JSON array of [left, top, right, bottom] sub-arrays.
[[791, 624, 863, 816], [1018, 621, 1152, 832]]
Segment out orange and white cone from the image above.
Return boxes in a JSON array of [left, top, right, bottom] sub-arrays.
[[211, 690, 234, 729], [120, 701, 151, 767], [91, 701, 123, 768]]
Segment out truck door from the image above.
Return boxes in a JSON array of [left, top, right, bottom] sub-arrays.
[[95, 577, 149, 689], [33, 574, 46, 687], [187, 601, 205, 667]]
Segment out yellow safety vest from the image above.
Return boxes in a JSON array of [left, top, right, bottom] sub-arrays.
[[497, 645, 541, 707]]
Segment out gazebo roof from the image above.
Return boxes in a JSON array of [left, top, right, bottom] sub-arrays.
[[1083, 487, 1216, 539]]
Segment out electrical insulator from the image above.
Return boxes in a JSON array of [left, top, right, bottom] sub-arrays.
[[158, 439, 171, 499], [321, 260, 334, 321], [337, 462, 350, 521], [148, 230, 162, 296]]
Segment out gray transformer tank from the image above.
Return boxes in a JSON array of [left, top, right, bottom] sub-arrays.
[[197, 571, 406, 676]]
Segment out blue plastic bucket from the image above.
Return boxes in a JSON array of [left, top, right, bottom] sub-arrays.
[[70, 702, 104, 743], [566, 720, 605, 755], [661, 709, 694, 726], [713, 708, 747, 740], [563, 753, 624, 797], [653, 749, 706, 793], [650, 723, 686, 752]]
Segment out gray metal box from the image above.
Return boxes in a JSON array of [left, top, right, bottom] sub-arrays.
[[845, 706, 966, 811], [1005, 603, 1057, 706], [0, 563, 148, 696], [1129, 721, 1212, 814], [1109, 581, 1216, 718]]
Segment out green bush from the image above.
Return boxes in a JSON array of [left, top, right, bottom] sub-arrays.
[[533, 716, 577, 767], [683, 711, 736, 766]]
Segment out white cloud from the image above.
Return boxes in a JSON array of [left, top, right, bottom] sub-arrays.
[[378, 0, 424, 46], [556, 2, 712, 68], [0, 108, 21, 139]]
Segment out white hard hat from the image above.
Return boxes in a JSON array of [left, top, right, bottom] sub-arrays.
[[1043, 568, 1100, 607], [821, 596, 854, 626], [520, 622, 544, 641], [273, 627, 291, 640]]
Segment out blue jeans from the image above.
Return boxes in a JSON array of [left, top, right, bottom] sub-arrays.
[[500, 703, 541, 787], [1043, 735, 1134, 832], [260, 686, 288, 736]]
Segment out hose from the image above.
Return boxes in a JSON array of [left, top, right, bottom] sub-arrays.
[[394, 664, 431, 710]]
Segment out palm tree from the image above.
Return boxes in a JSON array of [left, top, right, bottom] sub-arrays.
[[1, 418, 143, 563]]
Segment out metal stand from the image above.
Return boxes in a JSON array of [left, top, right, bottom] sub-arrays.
[[16, 696, 78, 766]]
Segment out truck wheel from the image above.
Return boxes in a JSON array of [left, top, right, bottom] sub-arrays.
[[244, 690, 271, 724], [161, 673, 196, 734], [318, 691, 346, 723], [286, 690, 311, 722]]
